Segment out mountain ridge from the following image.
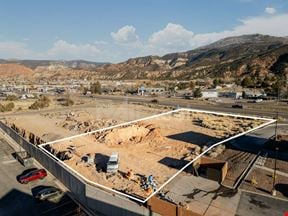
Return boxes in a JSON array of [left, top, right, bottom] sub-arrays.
[[1, 34, 288, 80]]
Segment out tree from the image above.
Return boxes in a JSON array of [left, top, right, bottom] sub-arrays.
[[189, 81, 195, 90], [241, 77, 253, 88], [213, 79, 220, 87], [29, 95, 50, 110], [90, 81, 102, 94], [261, 75, 271, 88], [193, 88, 202, 98]]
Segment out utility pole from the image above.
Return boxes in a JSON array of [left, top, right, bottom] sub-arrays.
[[272, 146, 279, 196], [274, 112, 279, 142], [272, 112, 279, 196]]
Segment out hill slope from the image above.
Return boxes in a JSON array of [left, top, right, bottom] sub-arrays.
[[0, 64, 34, 77], [94, 34, 288, 80]]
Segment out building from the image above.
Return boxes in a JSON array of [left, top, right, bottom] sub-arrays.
[[219, 91, 243, 99], [138, 86, 165, 96], [201, 89, 218, 98]]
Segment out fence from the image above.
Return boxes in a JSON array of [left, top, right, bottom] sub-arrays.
[[0, 121, 150, 216]]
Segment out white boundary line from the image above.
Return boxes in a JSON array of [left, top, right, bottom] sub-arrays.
[[38, 108, 276, 203]]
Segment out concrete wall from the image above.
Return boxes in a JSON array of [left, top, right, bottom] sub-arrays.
[[0, 121, 150, 216], [147, 197, 201, 216]]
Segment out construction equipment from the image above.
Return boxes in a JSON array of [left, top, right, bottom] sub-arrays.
[[141, 175, 157, 192]]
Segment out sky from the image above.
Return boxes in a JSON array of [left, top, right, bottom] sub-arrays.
[[0, 0, 288, 63]]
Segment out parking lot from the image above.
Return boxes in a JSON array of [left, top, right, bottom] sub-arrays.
[[0, 135, 87, 216]]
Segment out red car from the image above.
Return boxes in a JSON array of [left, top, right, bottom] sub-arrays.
[[18, 169, 47, 184]]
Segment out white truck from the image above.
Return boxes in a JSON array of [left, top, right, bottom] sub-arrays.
[[106, 152, 119, 173]]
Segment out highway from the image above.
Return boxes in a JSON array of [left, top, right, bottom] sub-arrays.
[[0, 94, 287, 120], [91, 94, 288, 119]]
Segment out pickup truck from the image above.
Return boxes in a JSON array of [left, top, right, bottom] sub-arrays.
[[106, 153, 119, 173]]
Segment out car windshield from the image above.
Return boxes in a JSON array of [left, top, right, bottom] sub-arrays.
[[108, 161, 117, 165]]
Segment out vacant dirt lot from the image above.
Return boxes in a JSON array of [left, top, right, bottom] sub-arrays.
[[45, 110, 266, 199]]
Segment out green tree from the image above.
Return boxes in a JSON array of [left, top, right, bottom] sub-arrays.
[[193, 88, 202, 98], [29, 95, 50, 110], [261, 76, 271, 88], [90, 81, 102, 94], [241, 77, 253, 88], [213, 79, 220, 87]]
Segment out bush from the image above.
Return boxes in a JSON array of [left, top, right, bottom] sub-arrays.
[[193, 88, 202, 98], [5, 95, 18, 101], [0, 102, 15, 112], [90, 81, 102, 94], [29, 96, 50, 110]]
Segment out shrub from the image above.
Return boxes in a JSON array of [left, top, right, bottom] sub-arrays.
[[5, 95, 18, 101], [193, 88, 202, 98], [0, 102, 15, 112], [29, 96, 50, 110]]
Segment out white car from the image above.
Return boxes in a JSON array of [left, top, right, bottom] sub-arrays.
[[106, 153, 119, 173]]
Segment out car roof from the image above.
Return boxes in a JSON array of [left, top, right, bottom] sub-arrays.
[[38, 187, 59, 194]]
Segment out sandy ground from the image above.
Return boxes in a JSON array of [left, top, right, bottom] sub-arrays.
[[5, 102, 166, 142], [45, 110, 266, 199]]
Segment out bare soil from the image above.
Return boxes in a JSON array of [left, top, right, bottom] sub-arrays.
[[46, 110, 265, 199]]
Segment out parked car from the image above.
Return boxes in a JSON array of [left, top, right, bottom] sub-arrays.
[[254, 99, 263, 103], [232, 104, 245, 109], [35, 187, 62, 201], [106, 152, 119, 173], [18, 168, 47, 184]]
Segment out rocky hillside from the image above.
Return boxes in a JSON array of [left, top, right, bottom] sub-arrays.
[[0, 59, 107, 70], [0, 34, 287, 80], [0, 64, 34, 77], [93, 34, 288, 80]]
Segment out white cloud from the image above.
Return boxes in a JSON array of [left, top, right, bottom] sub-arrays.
[[0, 41, 33, 58], [44, 40, 100, 60], [144, 13, 288, 56], [265, 7, 277, 15], [147, 23, 194, 53], [111, 25, 140, 44], [1, 12, 288, 62]]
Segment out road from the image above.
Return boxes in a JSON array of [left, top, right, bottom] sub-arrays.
[[0, 94, 286, 120], [236, 191, 288, 216], [91, 95, 288, 119], [0, 134, 87, 216]]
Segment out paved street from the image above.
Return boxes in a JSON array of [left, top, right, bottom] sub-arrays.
[[91, 95, 288, 119], [236, 191, 288, 216], [0, 135, 86, 216]]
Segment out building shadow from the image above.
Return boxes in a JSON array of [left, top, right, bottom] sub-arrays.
[[0, 188, 85, 216], [167, 131, 220, 147], [275, 183, 288, 198]]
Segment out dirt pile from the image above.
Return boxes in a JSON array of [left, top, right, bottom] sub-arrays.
[[95, 123, 164, 147], [193, 114, 263, 137]]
